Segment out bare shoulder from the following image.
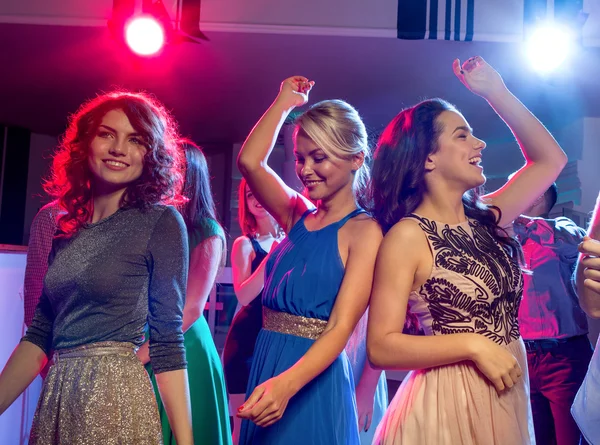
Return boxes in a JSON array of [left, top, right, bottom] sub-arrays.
[[381, 218, 428, 253], [233, 234, 252, 248], [231, 235, 255, 260], [346, 214, 383, 243], [196, 234, 223, 249]]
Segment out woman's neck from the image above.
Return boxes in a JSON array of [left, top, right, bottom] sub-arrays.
[[416, 186, 467, 224], [314, 185, 358, 224], [91, 187, 127, 223]]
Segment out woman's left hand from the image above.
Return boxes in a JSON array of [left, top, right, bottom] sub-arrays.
[[236, 375, 296, 427], [355, 383, 376, 432], [136, 341, 150, 365], [453, 56, 507, 100]]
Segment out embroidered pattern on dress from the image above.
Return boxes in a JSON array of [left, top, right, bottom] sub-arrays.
[[413, 217, 523, 345]]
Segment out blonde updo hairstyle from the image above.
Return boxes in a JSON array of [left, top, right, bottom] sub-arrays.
[[294, 99, 371, 208]]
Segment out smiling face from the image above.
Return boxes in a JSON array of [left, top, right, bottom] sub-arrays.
[[426, 110, 487, 191], [244, 183, 268, 218], [293, 132, 357, 202], [87, 109, 148, 194]]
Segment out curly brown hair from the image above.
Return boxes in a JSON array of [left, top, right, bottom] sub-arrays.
[[44, 90, 185, 236]]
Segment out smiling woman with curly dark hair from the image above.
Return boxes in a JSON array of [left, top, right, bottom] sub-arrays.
[[45, 91, 185, 236], [0, 91, 194, 444]]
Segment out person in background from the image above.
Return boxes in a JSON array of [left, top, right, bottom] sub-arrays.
[[572, 190, 600, 445], [513, 183, 591, 445], [223, 178, 283, 444], [138, 139, 232, 445], [23, 201, 62, 379], [23, 201, 61, 329]]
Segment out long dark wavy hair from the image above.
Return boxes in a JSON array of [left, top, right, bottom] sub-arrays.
[[44, 90, 185, 236], [179, 139, 220, 230], [369, 98, 522, 261], [179, 139, 226, 265]]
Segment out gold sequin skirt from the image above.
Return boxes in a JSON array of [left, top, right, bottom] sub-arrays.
[[30, 341, 163, 445]]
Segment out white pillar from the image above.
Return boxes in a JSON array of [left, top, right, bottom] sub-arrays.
[[576, 117, 600, 213]]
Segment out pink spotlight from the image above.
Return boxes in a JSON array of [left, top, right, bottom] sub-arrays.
[[125, 16, 165, 56]]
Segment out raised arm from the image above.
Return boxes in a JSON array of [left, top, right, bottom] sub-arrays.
[[453, 57, 567, 227], [238, 218, 382, 427], [367, 219, 522, 393], [237, 77, 315, 233], [575, 192, 600, 318]]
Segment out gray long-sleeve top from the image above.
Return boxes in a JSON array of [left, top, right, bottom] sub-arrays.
[[22, 205, 189, 374]]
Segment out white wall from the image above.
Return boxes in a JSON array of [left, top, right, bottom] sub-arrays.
[[0, 1, 113, 25], [0, 0, 397, 29], [577, 117, 600, 214], [0, 250, 41, 445], [201, 0, 397, 30], [0, 0, 599, 45], [577, 117, 600, 344]]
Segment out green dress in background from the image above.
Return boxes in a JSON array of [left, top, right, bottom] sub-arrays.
[[146, 218, 232, 445]]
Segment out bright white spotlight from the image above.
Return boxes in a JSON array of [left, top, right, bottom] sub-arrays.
[[125, 16, 165, 56], [526, 25, 573, 73]]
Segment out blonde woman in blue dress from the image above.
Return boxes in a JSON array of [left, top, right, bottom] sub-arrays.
[[236, 77, 383, 444]]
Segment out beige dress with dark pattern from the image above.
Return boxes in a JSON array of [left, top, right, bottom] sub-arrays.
[[373, 215, 535, 445]]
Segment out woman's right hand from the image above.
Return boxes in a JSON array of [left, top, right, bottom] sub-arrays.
[[275, 76, 315, 110], [469, 334, 523, 393], [579, 236, 600, 293], [453, 56, 506, 100]]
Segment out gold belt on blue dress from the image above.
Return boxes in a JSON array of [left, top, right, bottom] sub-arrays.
[[263, 307, 327, 340]]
